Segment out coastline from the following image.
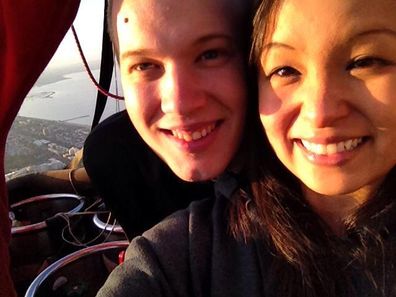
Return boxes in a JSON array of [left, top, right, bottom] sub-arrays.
[[5, 116, 90, 175]]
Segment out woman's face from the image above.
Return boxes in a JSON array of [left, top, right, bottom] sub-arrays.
[[258, 0, 396, 199]]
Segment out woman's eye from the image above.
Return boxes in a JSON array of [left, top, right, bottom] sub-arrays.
[[346, 57, 389, 71], [269, 66, 300, 78]]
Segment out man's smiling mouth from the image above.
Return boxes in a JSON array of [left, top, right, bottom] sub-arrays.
[[169, 123, 217, 142]]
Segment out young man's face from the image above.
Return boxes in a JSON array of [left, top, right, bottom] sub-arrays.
[[112, 0, 247, 181]]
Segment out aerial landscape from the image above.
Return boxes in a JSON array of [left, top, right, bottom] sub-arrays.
[[5, 116, 90, 179], [5, 60, 124, 180]]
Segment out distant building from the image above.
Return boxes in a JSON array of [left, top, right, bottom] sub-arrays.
[[33, 139, 50, 147]]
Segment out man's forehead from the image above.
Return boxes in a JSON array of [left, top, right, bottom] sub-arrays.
[[113, 0, 236, 24], [110, 0, 247, 58], [116, 9, 236, 58], [115, 0, 236, 39]]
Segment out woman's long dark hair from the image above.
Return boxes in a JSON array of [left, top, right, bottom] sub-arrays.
[[228, 0, 396, 296]]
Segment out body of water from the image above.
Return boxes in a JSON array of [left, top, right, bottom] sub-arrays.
[[18, 70, 125, 126]]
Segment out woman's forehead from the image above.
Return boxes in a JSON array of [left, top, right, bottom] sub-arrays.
[[264, 0, 396, 44]]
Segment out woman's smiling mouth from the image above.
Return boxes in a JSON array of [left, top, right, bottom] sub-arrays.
[[299, 137, 364, 155]]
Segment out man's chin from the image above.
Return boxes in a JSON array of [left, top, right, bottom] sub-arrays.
[[171, 165, 215, 182]]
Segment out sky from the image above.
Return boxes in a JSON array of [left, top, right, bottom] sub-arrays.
[[49, 0, 105, 69]]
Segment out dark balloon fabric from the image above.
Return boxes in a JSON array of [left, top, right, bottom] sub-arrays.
[[0, 1, 80, 295]]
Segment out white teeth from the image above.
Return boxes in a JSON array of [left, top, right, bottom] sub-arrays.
[[300, 138, 363, 155], [192, 131, 201, 140], [344, 139, 353, 151], [337, 142, 345, 153], [326, 143, 337, 155], [183, 134, 192, 141], [201, 128, 207, 137], [316, 143, 326, 155], [171, 124, 216, 142]]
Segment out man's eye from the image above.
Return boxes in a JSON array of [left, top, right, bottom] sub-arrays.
[[196, 48, 231, 67], [133, 62, 159, 72], [198, 48, 231, 63], [127, 61, 163, 80], [269, 66, 300, 78], [346, 57, 389, 71], [200, 50, 220, 61]]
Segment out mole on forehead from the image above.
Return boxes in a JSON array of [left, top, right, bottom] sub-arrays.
[[117, 1, 234, 27]]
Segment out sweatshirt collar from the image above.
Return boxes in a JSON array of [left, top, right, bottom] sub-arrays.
[[214, 171, 239, 201]]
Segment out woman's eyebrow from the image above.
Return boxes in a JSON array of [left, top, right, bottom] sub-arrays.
[[349, 28, 396, 42], [262, 42, 295, 52]]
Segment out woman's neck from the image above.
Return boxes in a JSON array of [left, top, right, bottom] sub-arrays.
[[303, 186, 377, 236]]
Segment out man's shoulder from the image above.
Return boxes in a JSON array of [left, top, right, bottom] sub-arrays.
[[124, 197, 219, 267], [140, 197, 216, 246], [122, 198, 217, 296]]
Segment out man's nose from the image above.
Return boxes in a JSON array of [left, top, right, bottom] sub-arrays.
[[160, 66, 207, 115], [300, 73, 350, 127]]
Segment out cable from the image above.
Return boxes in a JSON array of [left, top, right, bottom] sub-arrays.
[[71, 25, 124, 100], [56, 211, 119, 247]]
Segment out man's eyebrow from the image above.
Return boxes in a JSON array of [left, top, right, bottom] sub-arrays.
[[120, 35, 234, 60], [121, 49, 157, 61], [193, 34, 234, 46]]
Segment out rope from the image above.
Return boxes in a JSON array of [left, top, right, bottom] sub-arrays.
[[68, 168, 80, 196], [114, 60, 121, 112], [71, 25, 124, 100]]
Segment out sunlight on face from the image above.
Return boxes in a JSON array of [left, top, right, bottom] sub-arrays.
[[258, 0, 396, 201], [111, 0, 247, 181]]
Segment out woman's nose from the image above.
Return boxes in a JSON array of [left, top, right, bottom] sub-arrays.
[[299, 74, 350, 127]]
